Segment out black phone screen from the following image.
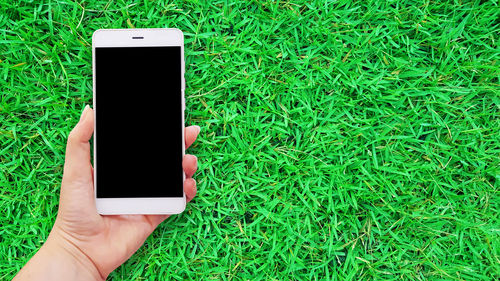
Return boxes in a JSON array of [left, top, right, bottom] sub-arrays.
[[95, 46, 183, 198]]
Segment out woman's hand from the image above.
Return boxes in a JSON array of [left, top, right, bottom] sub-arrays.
[[14, 105, 199, 280]]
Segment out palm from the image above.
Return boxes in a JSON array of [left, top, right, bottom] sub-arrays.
[[53, 107, 199, 277]]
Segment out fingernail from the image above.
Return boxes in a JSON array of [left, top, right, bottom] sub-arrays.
[[79, 105, 90, 121], [194, 125, 201, 133]]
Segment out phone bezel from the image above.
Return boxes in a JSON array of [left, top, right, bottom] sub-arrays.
[[92, 28, 186, 214]]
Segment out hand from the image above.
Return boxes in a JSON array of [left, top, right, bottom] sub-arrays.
[[14, 105, 200, 280]]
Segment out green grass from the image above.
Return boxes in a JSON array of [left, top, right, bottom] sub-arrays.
[[1, 0, 499, 280]]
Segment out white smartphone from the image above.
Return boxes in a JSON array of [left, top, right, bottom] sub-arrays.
[[92, 28, 186, 214]]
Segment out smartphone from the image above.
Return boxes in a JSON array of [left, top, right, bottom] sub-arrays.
[[92, 28, 186, 214]]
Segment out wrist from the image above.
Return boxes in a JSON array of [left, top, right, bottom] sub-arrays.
[[13, 230, 105, 281], [44, 230, 105, 281]]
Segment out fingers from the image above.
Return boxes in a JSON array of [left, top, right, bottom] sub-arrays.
[[63, 105, 94, 181], [183, 154, 198, 178], [185, 125, 200, 150], [146, 126, 199, 225], [184, 178, 197, 202], [183, 125, 199, 203]]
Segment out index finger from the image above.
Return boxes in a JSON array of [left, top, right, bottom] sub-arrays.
[[185, 125, 200, 149]]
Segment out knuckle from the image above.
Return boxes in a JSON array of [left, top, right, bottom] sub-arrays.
[[67, 129, 78, 144]]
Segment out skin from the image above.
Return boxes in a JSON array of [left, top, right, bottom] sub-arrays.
[[13, 105, 199, 280]]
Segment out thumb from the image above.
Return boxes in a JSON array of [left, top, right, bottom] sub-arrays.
[[63, 105, 94, 183]]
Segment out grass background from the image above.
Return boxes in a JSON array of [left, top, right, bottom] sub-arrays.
[[1, 0, 499, 280]]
